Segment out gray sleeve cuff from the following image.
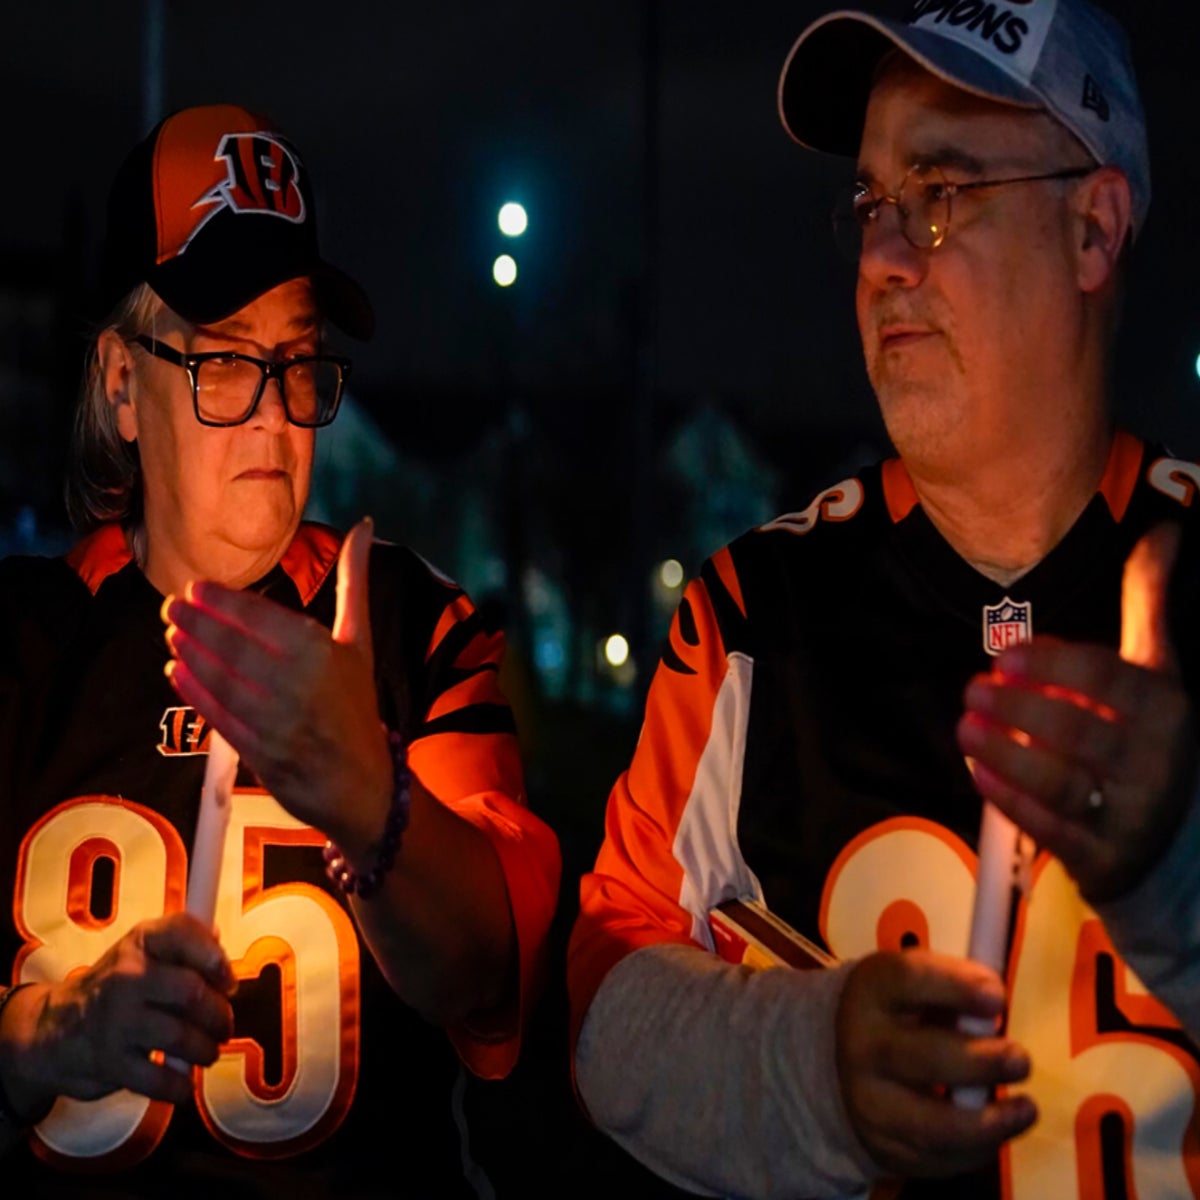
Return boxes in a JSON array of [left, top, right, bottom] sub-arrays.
[[1094, 786, 1200, 1039], [575, 942, 877, 1200]]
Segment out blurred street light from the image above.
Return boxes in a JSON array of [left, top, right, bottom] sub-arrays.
[[493, 254, 517, 287], [604, 633, 630, 668], [498, 202, 528, 237], [658, 558, 684, 589]]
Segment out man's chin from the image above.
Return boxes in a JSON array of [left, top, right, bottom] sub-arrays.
[[875, 385, 968, 456], [874, 377, 954, 415]]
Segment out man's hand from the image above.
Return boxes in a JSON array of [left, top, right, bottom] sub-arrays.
[[957, 524, 1197, 903], [2, 912, 235, 1113], [162, 518, 392, 854], [836, 950, 1036, 1178]]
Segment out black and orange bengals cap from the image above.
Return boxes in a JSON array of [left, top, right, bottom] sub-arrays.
[[99, 104, 374, 339]]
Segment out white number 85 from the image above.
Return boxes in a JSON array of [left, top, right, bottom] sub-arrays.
[[12, 791, 360, 1169]]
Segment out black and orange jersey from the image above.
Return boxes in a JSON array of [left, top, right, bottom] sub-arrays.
[[0, 521, 560, 1198], [570, 432, 1200, 1199]]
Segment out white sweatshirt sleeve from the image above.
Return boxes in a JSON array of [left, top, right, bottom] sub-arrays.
[[574, 942, 878, 1200]]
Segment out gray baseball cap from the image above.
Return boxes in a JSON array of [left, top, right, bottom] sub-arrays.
[[778, 0, 1150, 237]]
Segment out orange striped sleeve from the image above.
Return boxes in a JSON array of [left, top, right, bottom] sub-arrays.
[[424, 593, 476, 662], [450, 626, 506, 675], [710, 545, 747, 619], [567, 573, 732, 1053], [407, 601, 560, 1080], [424, 670, 508, 726]]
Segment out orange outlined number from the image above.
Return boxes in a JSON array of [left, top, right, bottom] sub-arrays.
[[1148, 458, 1200, 508], [819, 821, 1200, 1198], [1003, 858, 1200, 1199], [197, 789, 359, 1157], [758, 478, 866, 536], [15, 798, 184, 1169], [9, 793, 361, 1168]]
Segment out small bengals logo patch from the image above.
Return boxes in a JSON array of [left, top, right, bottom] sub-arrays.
[[158, 706, 211, 756]]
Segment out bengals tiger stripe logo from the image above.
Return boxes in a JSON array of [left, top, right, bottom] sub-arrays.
[[210, 133, 305, 221], [179, 132, 307, 256], [157, 706, 212, 756]]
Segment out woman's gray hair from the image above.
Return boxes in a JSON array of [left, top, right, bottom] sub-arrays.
[[65, 284, 162, 532]]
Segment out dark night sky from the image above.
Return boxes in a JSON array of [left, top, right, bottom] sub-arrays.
[[1, 0, 1198, 497]]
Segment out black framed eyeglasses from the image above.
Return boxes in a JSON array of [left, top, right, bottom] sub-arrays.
[[832, 163, 1095, 261], [133, 336, 351, 428]]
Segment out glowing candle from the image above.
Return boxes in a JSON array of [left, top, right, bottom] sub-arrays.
[[1120, 522, 1177, 672]]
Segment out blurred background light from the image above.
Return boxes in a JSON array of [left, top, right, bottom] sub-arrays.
[[658, 558, 684, 589], [603, 633, 630, 668], [493, 254, 518, 287], [498, 202, 528, 237]]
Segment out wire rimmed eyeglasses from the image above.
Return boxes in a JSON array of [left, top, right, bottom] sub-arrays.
[[832, 163, 1095, 261], [132, 335, 351, 428]]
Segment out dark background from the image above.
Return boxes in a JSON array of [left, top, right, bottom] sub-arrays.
[[0, 2, 1197, 1193]]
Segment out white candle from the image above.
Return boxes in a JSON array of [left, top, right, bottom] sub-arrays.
[[186, 728, 239, 926], [953, 769, 1019, 1110], [167, 728, 238, 1077]]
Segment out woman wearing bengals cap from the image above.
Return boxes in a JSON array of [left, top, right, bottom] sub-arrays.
[[0, 104, 559, 1196]]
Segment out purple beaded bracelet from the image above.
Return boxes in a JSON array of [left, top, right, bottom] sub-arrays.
[[322, 728, 411, 899]]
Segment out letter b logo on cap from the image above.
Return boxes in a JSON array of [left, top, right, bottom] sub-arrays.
[[212, 133, 306, 224]]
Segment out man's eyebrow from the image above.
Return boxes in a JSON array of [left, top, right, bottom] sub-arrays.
[[910, 146, 987, 175], [855, 146, 988, 185]]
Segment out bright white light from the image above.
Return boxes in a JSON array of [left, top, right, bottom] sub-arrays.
[[493, 254, 517, 287], [1195, 352, 1200, 382], [498, 202, 528, 237], [604, 634, 630, 668], [659, 559, 684, 589]]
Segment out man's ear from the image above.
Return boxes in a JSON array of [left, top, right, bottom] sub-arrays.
[[1075, 166, 1133, 294], [98, 330, 138, 443]]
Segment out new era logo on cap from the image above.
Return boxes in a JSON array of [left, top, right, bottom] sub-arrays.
[[1082, 74, 1110, 120]]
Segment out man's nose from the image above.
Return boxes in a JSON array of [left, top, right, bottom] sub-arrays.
[[858, 201, 927, 291]]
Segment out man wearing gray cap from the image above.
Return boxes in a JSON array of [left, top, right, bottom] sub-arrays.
[[568, 2, 1200, 1196]]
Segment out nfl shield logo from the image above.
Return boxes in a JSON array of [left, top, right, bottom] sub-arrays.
[[982, 597, 1032, 656]]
